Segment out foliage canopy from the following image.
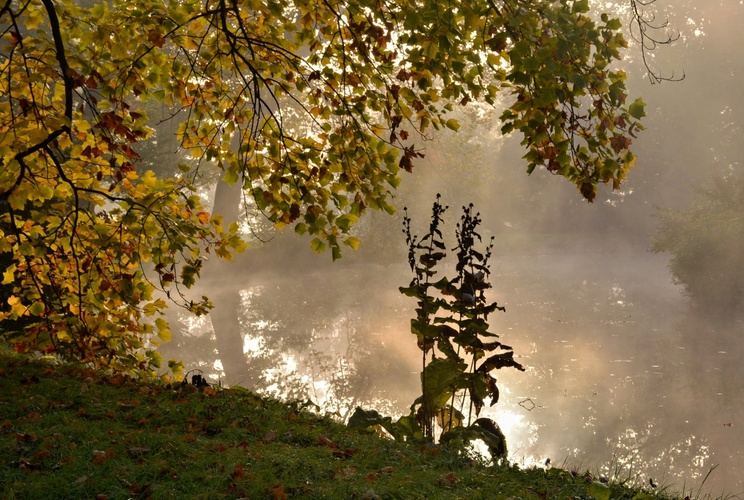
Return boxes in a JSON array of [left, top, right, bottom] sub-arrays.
[[1, 0, 643, 372]]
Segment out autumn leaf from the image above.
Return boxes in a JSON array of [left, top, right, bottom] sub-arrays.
[[439, 472, 458, 486], [230, 463, 245, 481], [269, 484, 288, 500]]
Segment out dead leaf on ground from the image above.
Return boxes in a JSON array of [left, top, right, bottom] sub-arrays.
[[439, 472, 458, 486], [230, 463, 245, 481], [269, 484, 287, 500], [15, 432, 36, 442], [318, 435, 336, 448], [91, 449, 115, 464]]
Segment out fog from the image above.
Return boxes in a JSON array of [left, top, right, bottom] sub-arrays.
[[156, 0, 744, 495]]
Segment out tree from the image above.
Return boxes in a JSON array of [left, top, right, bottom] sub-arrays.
[[1, 0, 644, 374], [652, 174, 744, 317]]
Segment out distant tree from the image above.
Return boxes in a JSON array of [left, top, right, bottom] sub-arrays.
[[1, 0, 644, 373], [652, 174, 744, 316]]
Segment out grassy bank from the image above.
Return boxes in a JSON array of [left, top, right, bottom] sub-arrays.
[[0, 349, 691, 499]]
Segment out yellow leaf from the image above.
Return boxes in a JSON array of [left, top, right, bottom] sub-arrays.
[[196, 211, 210, 224], [344, 236, 361, 251], [155, 318, 171, 342], [2, 265, 16, 285], [24, 5, 46, 30], [445, 118, 460, 131]]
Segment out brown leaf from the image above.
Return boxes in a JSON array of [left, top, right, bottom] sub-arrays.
[[147, 29, 166, 47], [262, 430, 277, 444], [610, 134, 631, 154], [318, 435, 337, 448], [230, 463, 245, 481], [269, 484, 287, 500], [439, 472, 458, 486], [15, 432, 36, 442], [91, 449, 115, 464]]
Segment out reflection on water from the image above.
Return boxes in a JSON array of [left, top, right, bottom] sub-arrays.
[[159, 238, 744, 496]]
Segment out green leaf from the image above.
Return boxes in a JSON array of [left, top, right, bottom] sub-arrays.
[[445, 118, 460, 131], [587, 481, 611, 500], [28, 301, 44, 316], [310, 237, 326, 254], [572, 0, 589, 13], [347, 407, 391, 431], [422, 357, 468, 410], [629, 97, 646, 119]]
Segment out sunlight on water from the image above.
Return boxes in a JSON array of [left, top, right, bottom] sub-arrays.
[[163, 245, 744, 495]]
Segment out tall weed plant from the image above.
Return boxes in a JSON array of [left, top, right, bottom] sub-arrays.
[[350, 196, 524, 462]]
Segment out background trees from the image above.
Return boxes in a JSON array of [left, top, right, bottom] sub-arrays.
[[1, 0, 643, 373], [652, 174, 744, 317]]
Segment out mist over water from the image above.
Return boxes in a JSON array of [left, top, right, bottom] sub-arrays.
[[156, 0, 744, 495]]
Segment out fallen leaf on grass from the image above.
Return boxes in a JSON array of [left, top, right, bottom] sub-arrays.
[[262, 430, 277, 444], [91, 449, 116, 464], [10, 459, 41, 471], [318, 435, 336, 448], [269, 484, 287, 500], [332, 448, 358, 459], [15, 432, 36, 442], [438, 472, 458, 486], [23, 411, 42, 422], [336, 467, 357, 478], [74, 475, 90, 486], [230, 463, 245, 481], [362, 489, 381, 500]]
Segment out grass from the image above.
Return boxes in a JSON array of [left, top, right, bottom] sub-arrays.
[[0, 348, 705, 499]]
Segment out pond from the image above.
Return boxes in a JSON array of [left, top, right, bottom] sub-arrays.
[[159, 233, 744, 497]]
